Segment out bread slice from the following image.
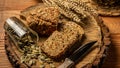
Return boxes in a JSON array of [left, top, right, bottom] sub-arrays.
[[41, 20, 84, 58], [20, 4, 60, 36]]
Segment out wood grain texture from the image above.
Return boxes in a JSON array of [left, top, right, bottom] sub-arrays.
[[101, 17, 120, 68], [0, 0, 120, 68]]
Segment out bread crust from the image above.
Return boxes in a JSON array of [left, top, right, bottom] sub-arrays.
[[20, 4, 60, 36], [41, 21, 84, 58]]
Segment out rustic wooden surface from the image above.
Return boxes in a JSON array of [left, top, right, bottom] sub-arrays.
[[0, 0, 120, 68]]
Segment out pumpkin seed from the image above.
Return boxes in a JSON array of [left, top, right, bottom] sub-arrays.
[[50, 63, 55, 68], [40, 64, 45, 68], [28, 60, 33, 66]]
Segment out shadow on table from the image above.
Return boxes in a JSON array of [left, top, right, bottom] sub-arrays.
[[102, 42, 119, 68]]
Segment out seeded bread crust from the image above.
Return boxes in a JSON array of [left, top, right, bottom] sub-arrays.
[[41, 20, 84, 58], [20, 4, 60, 36]]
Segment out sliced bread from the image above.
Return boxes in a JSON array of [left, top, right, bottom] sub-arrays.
[[20, 4, 60, 36], [41, 20, 84, 58]]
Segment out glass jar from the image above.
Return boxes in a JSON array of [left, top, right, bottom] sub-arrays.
[[4, 17, 39, 52]]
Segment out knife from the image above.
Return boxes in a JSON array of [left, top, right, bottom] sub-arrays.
[[58, 41, 97, 68]]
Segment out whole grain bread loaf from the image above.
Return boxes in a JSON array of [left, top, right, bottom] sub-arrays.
[[20, 4, 60, 36], [41, 20, 84, 58]]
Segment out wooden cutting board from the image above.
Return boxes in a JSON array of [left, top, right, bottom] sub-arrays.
[[0, 0, 120, 68]]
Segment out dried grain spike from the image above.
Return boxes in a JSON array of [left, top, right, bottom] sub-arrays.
[[42, 0, 97, 25], [42, 0, 83, 24], [66, 0, 97, 15]]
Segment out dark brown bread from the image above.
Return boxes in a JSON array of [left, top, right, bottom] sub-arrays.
[[93, 0, 120, 6], [79, 0, 120, 16], [41, 20, 84, 58], [20, 4, 60, 36]]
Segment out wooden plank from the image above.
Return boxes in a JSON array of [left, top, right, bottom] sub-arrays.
[[0, 0, 120, 68], [102, 17, 120, 33], [1, 10, 21, 21], [0, 50, 6, 53], [0, 0, 40, 11], [0, 66, 13, 68], [0, 46, 4, 50], [0, 58, 11, 62], [102, 65, 120, 68], [0, 33, 5, 40]]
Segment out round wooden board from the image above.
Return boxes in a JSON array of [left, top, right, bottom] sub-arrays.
[[1, 0, 120, 68], [4, 16, 111, 68]]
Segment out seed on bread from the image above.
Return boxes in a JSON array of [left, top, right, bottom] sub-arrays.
[[20, 5, 60, 36], [41, 20, 84, 58]]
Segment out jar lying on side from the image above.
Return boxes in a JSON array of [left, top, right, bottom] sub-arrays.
[[4, 17, 39, 52]]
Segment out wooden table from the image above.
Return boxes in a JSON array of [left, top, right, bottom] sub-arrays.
[[0, 0, 120, 68]]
